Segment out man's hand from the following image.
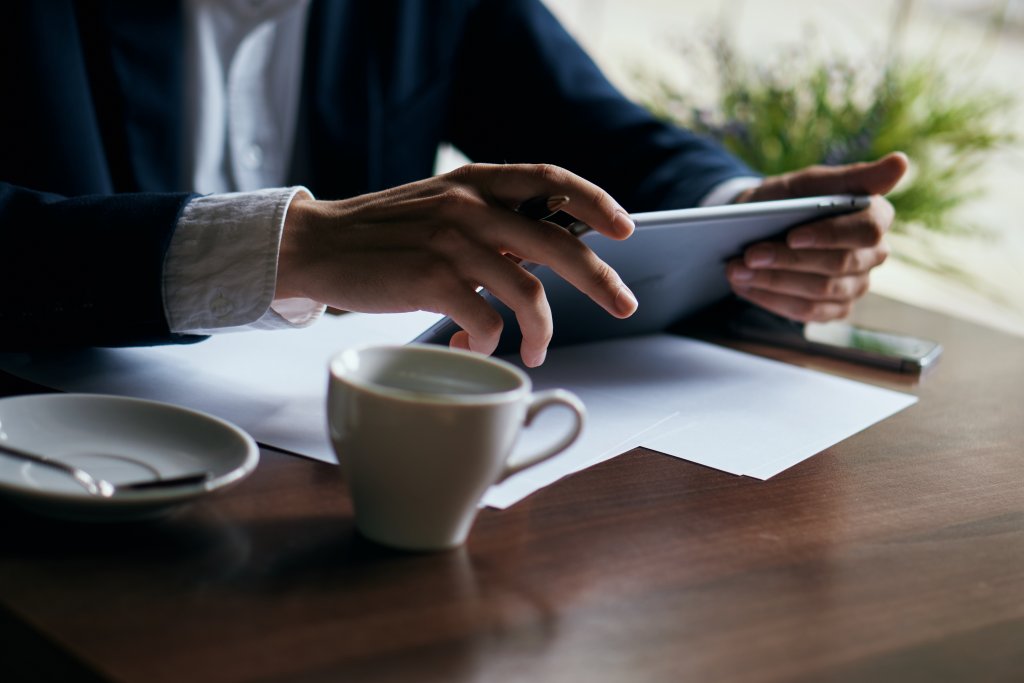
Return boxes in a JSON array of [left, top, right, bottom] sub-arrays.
[[276, 163, 638, 367], [727, 152, 909, 322]]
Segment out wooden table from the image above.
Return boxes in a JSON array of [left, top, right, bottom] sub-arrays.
[[1, 295, 1022, 683]]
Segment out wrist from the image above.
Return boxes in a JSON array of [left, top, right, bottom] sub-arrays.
[[277, 191, 319, 301]]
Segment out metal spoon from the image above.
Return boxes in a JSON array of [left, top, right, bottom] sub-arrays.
[[0, 441, 211, 497]]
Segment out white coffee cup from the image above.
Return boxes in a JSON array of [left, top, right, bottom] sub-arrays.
[[328, 344, 585, 551]]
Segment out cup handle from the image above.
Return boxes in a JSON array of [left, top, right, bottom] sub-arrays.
[[498, 389, 586, 482]]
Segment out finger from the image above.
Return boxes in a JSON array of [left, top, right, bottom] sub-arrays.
[[779, 152, 909, 198], [457, 245, 554, 368], [412, 203, 636, 320], [786, 196, 895, 249], [465, 163, 635, 240], [733, 286, 853, 323], [422, 285, 504, 356], [483, 211, 639, 319], [727, 261, 870, 301], [449, 330, 472, 352], [743, 243, 888, 276]]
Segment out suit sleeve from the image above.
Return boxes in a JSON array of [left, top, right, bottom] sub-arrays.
[[0, 182, 206, 351], [447, 0, 756, 212]]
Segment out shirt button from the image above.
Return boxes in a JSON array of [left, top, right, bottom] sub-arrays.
[[211, 294, 235, 318], [242, 143, 263, 170]]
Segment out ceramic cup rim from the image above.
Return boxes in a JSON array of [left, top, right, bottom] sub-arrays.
[[329, 344, 532, 406]]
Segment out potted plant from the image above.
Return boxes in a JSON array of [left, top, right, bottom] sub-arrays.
[[638, 25, 1016, 281]]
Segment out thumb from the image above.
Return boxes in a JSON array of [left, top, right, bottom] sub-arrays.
[[781, 152, 909, 197]]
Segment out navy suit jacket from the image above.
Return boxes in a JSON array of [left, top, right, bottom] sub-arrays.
[[0, 0, 751, 351]]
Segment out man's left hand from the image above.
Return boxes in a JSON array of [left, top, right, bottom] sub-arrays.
[[727, 152, 909, 322]]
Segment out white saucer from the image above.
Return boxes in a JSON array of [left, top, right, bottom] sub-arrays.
[[0, 393, 259, 520]]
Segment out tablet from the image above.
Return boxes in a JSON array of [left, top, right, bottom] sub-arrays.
[[414, 194, 871, 352]]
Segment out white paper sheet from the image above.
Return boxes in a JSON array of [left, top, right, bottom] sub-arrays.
[[0, 312, 445, 462], [487, 389, 677, 508], [517, 335, 918, 480], [0, 319, 917, 509]]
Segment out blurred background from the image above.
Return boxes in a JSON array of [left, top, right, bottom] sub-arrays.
[[449, 0, 1024, 337]]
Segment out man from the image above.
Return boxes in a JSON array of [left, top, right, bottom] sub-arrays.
[[0, 0, 904, 366]]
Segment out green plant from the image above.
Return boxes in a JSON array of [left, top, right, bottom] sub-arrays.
[[640, 35, 1016, 240]]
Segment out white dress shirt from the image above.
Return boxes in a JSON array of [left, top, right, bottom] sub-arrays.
[[165, 0, 321, 334], [163, 0, 759, 335]]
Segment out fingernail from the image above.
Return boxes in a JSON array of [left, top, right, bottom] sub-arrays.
[[613, 210, 635, 237], [730, 264, 754, 281], [527, 348, 547, 367], [747, 245, 774, 267], [615, 283, 638, 316]]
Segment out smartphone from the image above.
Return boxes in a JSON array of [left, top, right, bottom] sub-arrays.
[[723, 305, 943, 373]]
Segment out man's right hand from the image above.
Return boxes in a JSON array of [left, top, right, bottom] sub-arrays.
[[276, 163, 638, 367]]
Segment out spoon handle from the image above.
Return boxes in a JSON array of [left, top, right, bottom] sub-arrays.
[[0, 442, 212, 496], [0, 441, 108, 496], [121, 472, 212, 491]]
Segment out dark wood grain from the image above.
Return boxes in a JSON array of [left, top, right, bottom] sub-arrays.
[[0, 295, 1021, 683]]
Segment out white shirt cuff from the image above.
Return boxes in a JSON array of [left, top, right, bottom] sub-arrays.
[[163, 186, 326, 334], [698, 176, 763, 207]]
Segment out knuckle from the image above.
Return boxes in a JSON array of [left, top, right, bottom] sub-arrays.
[[810, 301, 849, 322], [478, 309, 504, 340], [516, 273, 545, 303], [819, 276, 840, 299], [589, 260, 618, 292], [854, 212, 886, 246], [834, 250, 857, 273], [435, 186, 483, 213], [587, 183, 615, 216], [853, 250, 873, 272], [533, 163, 568, 185], [445, 164, 470, 180], [426, 221, 467, 252], [446, 163, 484, 182]]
